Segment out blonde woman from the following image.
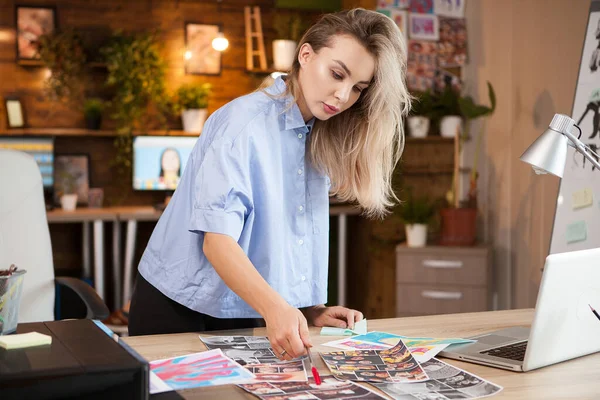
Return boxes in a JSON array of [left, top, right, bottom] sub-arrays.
[[129, 8, 411, 361]]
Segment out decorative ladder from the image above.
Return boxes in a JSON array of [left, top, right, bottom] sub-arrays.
[[244, 6, 267, 71]]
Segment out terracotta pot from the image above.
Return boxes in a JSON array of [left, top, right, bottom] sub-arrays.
[[439, 208, 477, 246]]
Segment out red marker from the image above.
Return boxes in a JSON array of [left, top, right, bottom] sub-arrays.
[[306, 346, 321, 385]]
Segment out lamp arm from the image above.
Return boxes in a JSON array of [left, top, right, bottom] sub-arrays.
[[564, 128, 600, 171]]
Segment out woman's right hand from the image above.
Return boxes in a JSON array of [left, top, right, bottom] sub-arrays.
[[264, 304, 312, 361]]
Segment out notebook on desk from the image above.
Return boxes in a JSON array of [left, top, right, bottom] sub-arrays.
[[439, 247, 600, 372]]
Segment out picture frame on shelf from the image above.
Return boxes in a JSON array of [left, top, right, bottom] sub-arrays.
[[54, 154, 90, 206], [15, 5, 57, 62], [184, 22, 222, 75], [4, 97, 25, 128]]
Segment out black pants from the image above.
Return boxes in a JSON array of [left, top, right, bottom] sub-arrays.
[[128, 274, 264, 336]]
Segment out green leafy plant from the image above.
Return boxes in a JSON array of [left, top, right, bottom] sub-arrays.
[[101, 31, 169, 182], [409, 90, 436, 118], [273, 13, 307, 41], [83, 98, 104, 119], [36, 29, 87, 108], [397, 190, 436, 225], [173, 83, 212, 113]]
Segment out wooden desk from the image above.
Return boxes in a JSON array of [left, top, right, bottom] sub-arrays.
[[123, 309, 600, 399]]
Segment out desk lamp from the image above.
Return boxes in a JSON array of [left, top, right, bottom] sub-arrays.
[[520, 114, 600, 176]]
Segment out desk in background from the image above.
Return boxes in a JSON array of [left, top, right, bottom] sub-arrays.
[[123, 309, 600, 399], [47, 203, 361, 310]]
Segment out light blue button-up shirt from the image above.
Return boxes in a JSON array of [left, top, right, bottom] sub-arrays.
[[138, 77, 330, 318]]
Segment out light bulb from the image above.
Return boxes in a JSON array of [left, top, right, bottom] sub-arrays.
[[212, 33, 229, 51], [184, 50, 192, 60]]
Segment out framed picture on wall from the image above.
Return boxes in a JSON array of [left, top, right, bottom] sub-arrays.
[[15, 5, 57, 61], [4, 97, 25, 128], [185, 22, 222, 75], [54, 154, 90, 205]]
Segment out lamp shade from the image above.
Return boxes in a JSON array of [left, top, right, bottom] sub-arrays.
[[520, 126, 569, 178]]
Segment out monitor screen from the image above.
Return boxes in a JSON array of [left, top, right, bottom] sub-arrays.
[[0, 137, 54, 188], [133, 136, 198, 190]]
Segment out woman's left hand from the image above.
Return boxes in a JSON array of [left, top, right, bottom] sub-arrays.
[[304, 305, 364, 330]]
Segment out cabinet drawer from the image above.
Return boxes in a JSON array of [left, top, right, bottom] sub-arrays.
[[396, 253, 488, 286], [396, 284, 488, 316]]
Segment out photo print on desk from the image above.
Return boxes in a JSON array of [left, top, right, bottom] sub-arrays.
[[239, 376, 387, 400], [320, 340, 428, 384], [149, 349, 255, 393], [200, 335, 281, 365], [373, 357, 503, 399], [245, 360, 308, 383]]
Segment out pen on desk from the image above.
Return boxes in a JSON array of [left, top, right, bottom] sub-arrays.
[[306, 346, 321, 385], [588, 304, 600, 322]]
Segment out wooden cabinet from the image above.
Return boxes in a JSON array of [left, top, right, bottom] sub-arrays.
[[395, 244, 492, 317]]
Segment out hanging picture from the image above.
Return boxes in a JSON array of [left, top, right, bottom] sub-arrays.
[[434, 0, 466, 18], [438, 17, 468, 67], [407, 40, 438, 92], [409, 14, 440, 41], [410, 0, 434, 14], [390, 9, 408, 41], [54, 154, 90, 205], [185, 23, 222, 75], [16, 6, 56, 61]]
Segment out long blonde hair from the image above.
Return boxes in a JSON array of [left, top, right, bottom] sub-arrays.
[[285, 8, 410, 218]]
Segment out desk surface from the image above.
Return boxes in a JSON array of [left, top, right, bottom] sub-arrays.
[[122, 309, 600, 399]]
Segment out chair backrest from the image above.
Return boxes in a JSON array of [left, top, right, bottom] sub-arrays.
[[0, 149, 55, 322]]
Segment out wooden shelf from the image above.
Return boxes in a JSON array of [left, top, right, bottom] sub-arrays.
[[405, 136, 455, 143], [0, 128, 199, 137]]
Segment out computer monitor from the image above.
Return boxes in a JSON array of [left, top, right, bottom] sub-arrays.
[[0, 137, 54, 190], [132, 136, 197, 191]]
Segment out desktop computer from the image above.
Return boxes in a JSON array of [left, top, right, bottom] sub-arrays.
[[0, 137, 55, 208], [132, 136, 198, 209]]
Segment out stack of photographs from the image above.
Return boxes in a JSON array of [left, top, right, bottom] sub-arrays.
[[320, 340, 428, 383], [372, 357, 503, 399], [200, 335, 308, 383], [238, 376, 386, 400]]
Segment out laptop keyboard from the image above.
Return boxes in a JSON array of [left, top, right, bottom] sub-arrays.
[[480, 341, 528, 361]]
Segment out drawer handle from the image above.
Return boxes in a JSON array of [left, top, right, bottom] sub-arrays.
[[421, 290, 463, 300], [422, 260, 463, 269]]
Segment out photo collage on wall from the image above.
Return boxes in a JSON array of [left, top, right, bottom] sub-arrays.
[[376, 0, 467, 93]]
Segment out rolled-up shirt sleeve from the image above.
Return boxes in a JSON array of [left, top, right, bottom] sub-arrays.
[[190, 137, 252, 241]]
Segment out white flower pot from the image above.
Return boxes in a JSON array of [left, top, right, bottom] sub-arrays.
[[405, 223, 428, 248], [272, 40, 297, 71], [407, 116, 430, 138], [60, 194, 78, 211], [440, 115, 463, 138], [182, 109, 208, 133]]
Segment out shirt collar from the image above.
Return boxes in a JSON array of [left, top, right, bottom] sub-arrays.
[[266, 75, 314, 133]]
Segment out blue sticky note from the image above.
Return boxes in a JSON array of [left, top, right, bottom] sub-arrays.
[[320, 319, 367, 336], [566, 220, 587, 244]]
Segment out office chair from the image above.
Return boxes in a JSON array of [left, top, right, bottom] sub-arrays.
[[0, 149, 109, 322]]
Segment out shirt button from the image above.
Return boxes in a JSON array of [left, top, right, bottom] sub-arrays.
[[298, 239, 304, 245], [297, 169, 303, 175], [298, 133, 303, 139], [298, 205, 304, 212], [301, 276, 306, 281]]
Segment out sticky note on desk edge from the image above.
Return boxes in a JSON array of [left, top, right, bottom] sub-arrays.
[[0, 332, 52, 350], [320, 318, 367, 336]]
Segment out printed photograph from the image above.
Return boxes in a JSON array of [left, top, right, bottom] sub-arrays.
[[434, 0, 465, 18], [16, 6, 55, 60], [438, 17, 468, 67], [409, 13, 440, 41], [185, 23, 221, 75]]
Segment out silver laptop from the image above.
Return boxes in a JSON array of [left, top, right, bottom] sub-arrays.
[[439, 247, 600, 372]]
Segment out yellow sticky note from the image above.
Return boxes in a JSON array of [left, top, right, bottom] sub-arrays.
[[0, 332, 52, 350], [572, 188, 593, 210]]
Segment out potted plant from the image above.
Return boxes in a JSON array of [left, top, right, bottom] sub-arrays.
[[57, 169, 79, 211], [173, 83, 212, 133], [432, 85, 463, 138], [83, 98, 104, 130], [397, 190, 435, 248], [438, 82, 496, 246], [272, 13, 306, 71], [408, 90, 435, 138], [36, 29, 87, 108]]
